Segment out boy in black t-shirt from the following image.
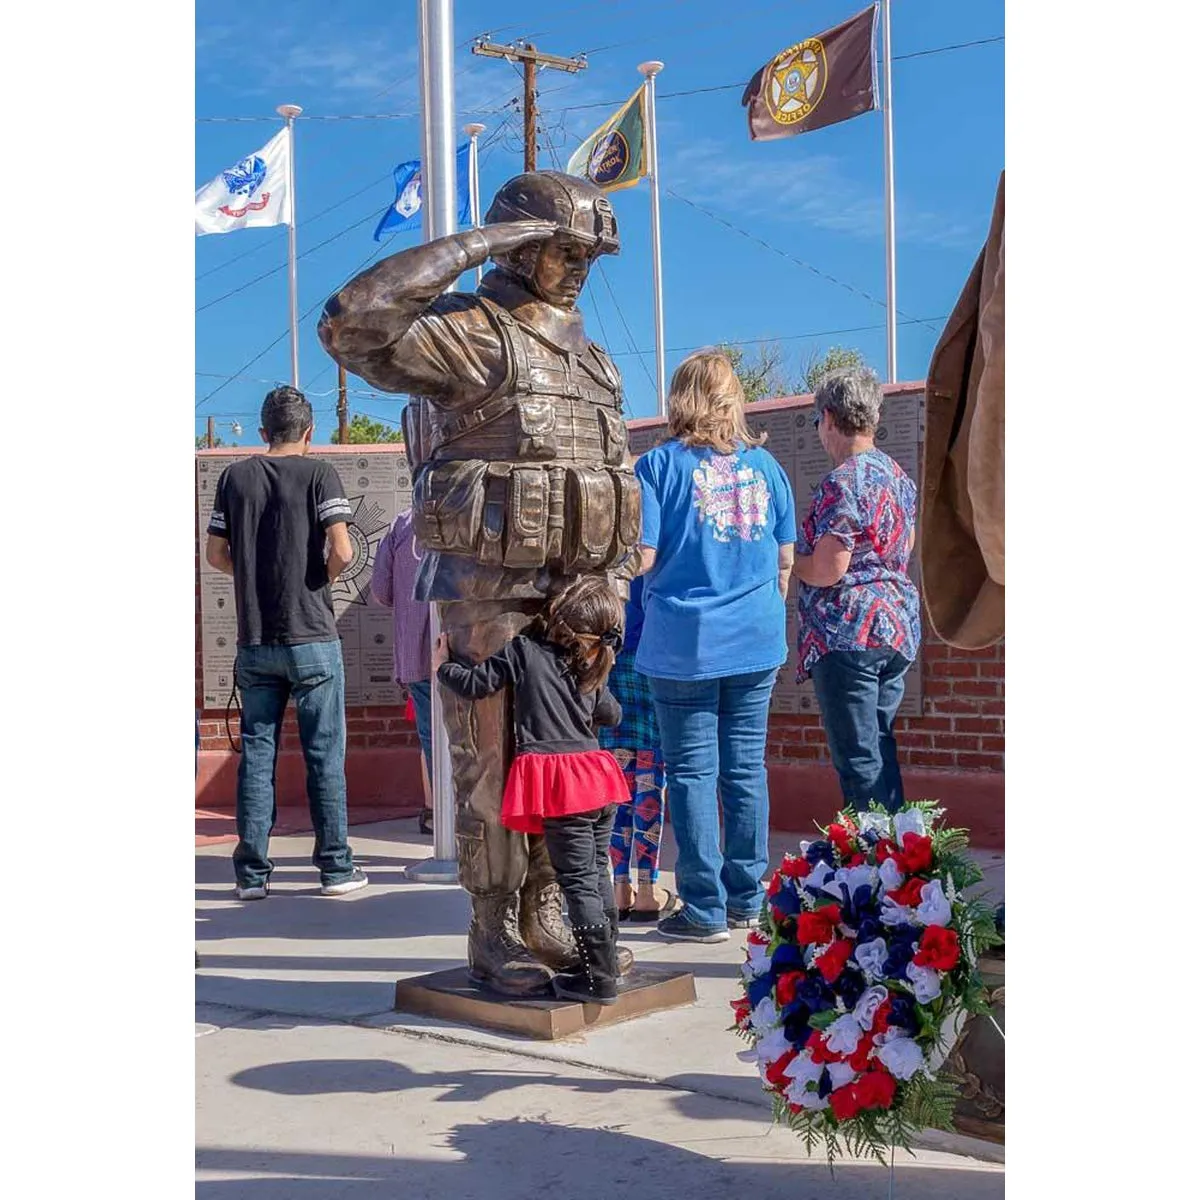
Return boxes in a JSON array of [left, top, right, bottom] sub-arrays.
[[205, 386, 368, 900]]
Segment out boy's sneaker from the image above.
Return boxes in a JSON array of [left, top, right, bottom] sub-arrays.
[[321, 868, 369, 897], [657, 911, 730, 943], [234, 882, 268, 901]]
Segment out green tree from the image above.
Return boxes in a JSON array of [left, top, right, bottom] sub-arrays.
[[717, 341, 792, 404], [333, 413, 406, 445], [196, 434, 226, 449], [800, 345, 868, 394]]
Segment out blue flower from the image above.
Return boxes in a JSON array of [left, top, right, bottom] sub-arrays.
[[887, 994, 920, 1036], [857, 916, 885, 944], [833, 968, 866, 1009], [771, 943, 806, 973], [783, 1006, 814, 1048], [796, 974, 836, 1012], [772, 881, 803, 918], [882, 924, 920, 978], [818, 1066, 834, 1099], [804, 840, 837, 867], [840, 882, 878, 927], [746, 973, 775, 1009]]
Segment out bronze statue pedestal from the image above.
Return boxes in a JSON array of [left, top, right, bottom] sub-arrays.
[[394, 965, 696, 1041], [949, 950, 1005, 1144]]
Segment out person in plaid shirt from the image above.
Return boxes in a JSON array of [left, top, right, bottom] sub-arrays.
[[599, 576, 677, 921]]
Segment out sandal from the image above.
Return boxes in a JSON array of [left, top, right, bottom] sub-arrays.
[[628, 889, 677, 922]]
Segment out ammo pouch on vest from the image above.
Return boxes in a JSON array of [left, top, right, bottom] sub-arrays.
[[412, 459, 640, 573]]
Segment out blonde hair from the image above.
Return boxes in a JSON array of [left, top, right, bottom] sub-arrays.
[[666, 350, 766, 455]]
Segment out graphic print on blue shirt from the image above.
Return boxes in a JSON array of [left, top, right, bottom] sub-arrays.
[[634, 439, 797, 681]]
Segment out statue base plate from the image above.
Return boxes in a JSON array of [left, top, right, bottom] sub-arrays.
[[393, 965, 697, 1041]]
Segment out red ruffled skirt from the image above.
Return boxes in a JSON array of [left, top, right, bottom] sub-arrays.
[[502, 749, 628, 835]]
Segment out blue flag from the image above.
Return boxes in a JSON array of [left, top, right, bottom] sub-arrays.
[[374, 142, 472, 241]]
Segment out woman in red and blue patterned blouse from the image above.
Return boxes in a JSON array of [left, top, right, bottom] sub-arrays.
[[794, 367, 921, 814]]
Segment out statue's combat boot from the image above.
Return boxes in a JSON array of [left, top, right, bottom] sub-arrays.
[[519, 876, 634, 977], [466, 894, 554, 997]]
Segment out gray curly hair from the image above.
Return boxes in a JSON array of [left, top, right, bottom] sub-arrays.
[[814, 366, 884, 436]]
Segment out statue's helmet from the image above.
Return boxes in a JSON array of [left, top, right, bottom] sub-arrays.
[[485, 171, 620, 258]]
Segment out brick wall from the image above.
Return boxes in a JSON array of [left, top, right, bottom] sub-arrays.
[[198, 535, 1003, 770], [767, 634, 1004, 773]]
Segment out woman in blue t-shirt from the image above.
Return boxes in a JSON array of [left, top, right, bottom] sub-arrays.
[[634, 351, 796, 942]]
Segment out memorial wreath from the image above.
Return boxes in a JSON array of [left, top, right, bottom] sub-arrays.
[[731, 802, 1001, 1163]]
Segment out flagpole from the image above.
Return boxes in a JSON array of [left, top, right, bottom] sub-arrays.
[[879, 1, 897, 384], [408, 0, 459, 885], [464, 122, 486, 286], [638, 61, 667, 417], [276, 103, 303, 387]]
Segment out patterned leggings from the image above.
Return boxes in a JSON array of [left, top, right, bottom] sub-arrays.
[[608, 748, 666, 884]]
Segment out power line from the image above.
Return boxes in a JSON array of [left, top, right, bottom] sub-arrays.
[[665, 187, 940, 333]]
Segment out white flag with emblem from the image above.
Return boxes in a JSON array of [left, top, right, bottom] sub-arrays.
[[195, 128, 292, 236]]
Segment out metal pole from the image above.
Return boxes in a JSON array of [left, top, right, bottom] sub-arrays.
[[409, 0, 459, 884], [464, 122, 486, 286], [336, 363, 349, 444], [880, 0, 897, 383], [638, 62, 667, 416], [523, 47, 538, 170], [276, 103, 303, 387]]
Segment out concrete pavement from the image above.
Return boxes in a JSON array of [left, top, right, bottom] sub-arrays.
[[196, 819, 1005, 1198]]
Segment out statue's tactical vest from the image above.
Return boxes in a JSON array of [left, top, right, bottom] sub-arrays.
[[405, 297, 640, 575]]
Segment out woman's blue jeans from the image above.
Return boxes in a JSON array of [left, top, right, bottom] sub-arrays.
[[649, 669, 777, 931], [809, 649, 912, 814]]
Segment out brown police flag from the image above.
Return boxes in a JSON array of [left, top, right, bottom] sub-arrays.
[[742, 5, 878, 141]]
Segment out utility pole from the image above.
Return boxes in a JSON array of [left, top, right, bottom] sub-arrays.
[[206, 416, 215, 449], [471, 38, 587, 169], [336, 363, 349, 445]]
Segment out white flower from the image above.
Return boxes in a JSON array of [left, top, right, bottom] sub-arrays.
[[749, 996, 779, 1033], [753, 1025, 795, 1067], [744, 936, 772, 976], [852, 984, 891, 1030], [805, 861, 835, 894], [783, 1051, 824, 1090], [790, 1086, 829, 1111], [877, 1036, 926, 1081], [827, 1060, 857, 1091], [825, 1013, 864, 1055], [892, 808, 927, 842], [906, 962, 943, 1004], [880, 898, 916, 926], [879, 856, 904, 893], [854, 938, 889, 982], [915, 878, 952, 927], [858, 811, 892, 838], [822, 863, 878, 900]]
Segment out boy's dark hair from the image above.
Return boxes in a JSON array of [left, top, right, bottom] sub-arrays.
[[260, 385, 314, 447], [536, 576, 625, 694]]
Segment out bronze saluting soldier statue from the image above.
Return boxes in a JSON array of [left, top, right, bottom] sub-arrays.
[[318, 172, 640, 997]]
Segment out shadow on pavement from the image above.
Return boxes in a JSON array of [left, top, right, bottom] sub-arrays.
[[196, 1119, 1002, 1199]]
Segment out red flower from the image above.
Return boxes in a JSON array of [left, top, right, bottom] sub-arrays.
[[847, 853, 866, 867], [779, 854, 811, 879], [807, 1032, 845, 1064], [829, 1084, 863, 1122], [827, 823, 855, 858], [914, 926, 960, 971], [887, 876, 926, 907], [764, 1050, 797, 1091], [876, 837, 899, 862], [767, 871, 784, 898], [816, 938, 853, 982], [747, 929, 768, 947], [775, 970, 805, 1007], [730, 997, 751, 1025], [854, 1068, 898, 1112], [849, 1031, 877, 1073], [897, 832, 933, 874], [870, 997, 893, 1036], [796, 906, 842, 945]]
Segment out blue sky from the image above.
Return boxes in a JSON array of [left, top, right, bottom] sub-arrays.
[[195, 0, 1003, 444]]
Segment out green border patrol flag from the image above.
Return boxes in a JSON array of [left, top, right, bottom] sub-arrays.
[[742, 4, 878, 141], [566, 86, 648, 193]]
